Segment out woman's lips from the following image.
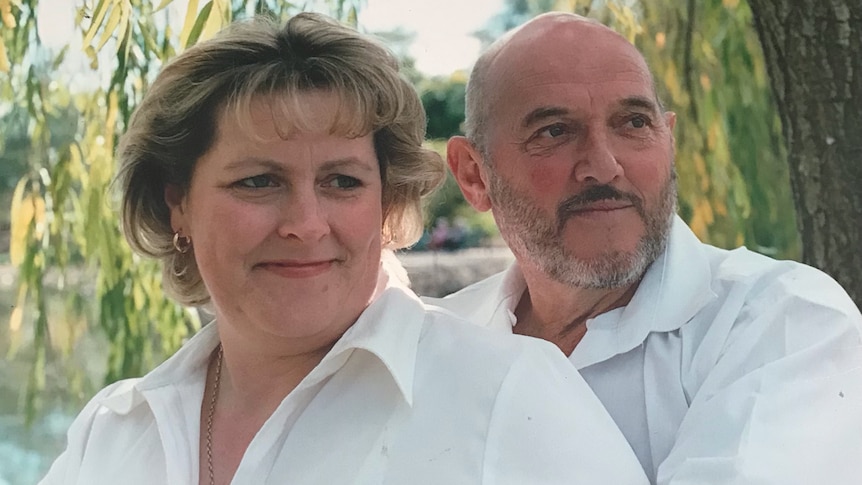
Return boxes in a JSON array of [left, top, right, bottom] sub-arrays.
[[256, 260, 335, 278]]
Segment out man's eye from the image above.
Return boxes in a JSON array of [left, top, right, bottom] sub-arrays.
[[236, 175, 276, 188], [326, 175, 361, 189], [538, 124, 569, 138], [629, 115, 650, 129]]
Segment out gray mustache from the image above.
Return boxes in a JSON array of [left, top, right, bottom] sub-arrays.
[[556, 185, 643, 231]]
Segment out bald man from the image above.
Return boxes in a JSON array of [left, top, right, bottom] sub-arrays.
[[426, 12, 862, 485]]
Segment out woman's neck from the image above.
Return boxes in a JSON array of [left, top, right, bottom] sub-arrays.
[[216, 336, 334, 417]]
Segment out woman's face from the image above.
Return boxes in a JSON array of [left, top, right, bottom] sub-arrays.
[[168, 93, 383, 353]]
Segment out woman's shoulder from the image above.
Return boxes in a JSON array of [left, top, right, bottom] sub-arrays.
[[62, 378, 144, 438]]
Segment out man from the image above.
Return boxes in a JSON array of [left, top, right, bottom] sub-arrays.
[[426, 12, 862, 484]]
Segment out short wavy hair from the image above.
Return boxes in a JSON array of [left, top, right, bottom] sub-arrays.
[[116, 12, 444, 306]]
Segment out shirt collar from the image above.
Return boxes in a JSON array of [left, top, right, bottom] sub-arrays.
[[465, 216, 719, 367], [100, 257, 423, 413], [571, 215, 719, 367], [322, 273, 423, 406], [99, 321, 218, 414], [431, 263, 524, 333]]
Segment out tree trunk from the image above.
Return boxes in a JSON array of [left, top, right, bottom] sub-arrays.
[[748, 0, 862, 307]]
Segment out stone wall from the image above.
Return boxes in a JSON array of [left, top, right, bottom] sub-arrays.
[[396, 247, 515, 297]]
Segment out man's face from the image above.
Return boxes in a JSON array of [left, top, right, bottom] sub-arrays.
[[479, 20, 678, 289]]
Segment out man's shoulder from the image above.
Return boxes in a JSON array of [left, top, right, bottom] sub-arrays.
[[418, 297, 551, 362], [420, 269, 510, 324], [424, 269, 508, 303], [680, 244, 862, 367], [705, 245, 858, 316]]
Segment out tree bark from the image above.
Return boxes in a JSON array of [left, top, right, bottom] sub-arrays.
[[748, 0, 862, 307]]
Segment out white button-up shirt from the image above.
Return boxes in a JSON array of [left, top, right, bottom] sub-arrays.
[[41, 275, 648, 484], [426, 216, 862, 484]]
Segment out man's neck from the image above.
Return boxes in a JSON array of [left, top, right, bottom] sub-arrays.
[[513, 267, 640, 356]]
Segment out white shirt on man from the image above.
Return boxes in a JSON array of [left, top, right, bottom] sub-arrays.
[[426, 216, 862, 484], [41, 270, 648, 485]]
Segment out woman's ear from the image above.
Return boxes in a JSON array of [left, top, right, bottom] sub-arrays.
[[164, 184, 187, 232], [447, 136, 492, 212]]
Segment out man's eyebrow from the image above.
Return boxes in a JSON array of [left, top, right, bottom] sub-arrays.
[[521, 106, 571, 128], [619, 96, 659, 113]]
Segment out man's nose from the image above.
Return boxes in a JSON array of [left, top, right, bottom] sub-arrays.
[[276, 189, 331, 242], [572, 129, 624, 184]]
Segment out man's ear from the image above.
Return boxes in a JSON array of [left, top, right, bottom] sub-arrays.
[[664, 111, 677, 150], [664, 111, 677, 131], [447, 136, 492, 212], [164, 184, 187, 232]]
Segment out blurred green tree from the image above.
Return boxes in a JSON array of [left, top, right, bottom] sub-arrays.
[[419, 72, 467, 139]]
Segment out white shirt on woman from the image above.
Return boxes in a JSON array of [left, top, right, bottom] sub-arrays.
[[41, 271, 647, 485], [426, 216, 862, 485]]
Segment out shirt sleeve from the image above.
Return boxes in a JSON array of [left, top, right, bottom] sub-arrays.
[[657, 273, 862, 485], [38, 381, 127, 485], [482, 337, 649, 485]]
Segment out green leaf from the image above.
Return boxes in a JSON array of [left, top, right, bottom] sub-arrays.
[[9, 177, 31, 266], [0, 35, 9, 73], [139, 19, 161, 55], [82, 0, 110, 47], [114, 0, 131, 55], [178, 0, 200, 49], [7, 283, 28, 358], [154, 0, 174, 13], [0, 0, 16, 28], [84, 44, 98, 70], [184, 0, 213, 48], [95, 2, 121, 52], [51, 45, 69, 69]]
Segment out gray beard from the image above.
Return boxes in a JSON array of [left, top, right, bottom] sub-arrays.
[[486, 168, 677, 290]]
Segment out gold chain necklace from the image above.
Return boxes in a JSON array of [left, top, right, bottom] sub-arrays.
[[205, 344, 223, 485]]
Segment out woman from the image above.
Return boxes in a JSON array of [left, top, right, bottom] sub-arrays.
[[40, 13, 647, 485]]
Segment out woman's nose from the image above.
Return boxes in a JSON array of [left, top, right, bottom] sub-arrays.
[[276, 190, 331, 242]]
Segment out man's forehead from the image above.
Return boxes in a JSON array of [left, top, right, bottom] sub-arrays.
[[519, 95, 660, 126], [481, 16, 655, 114], [492, 19, 646, 78], [488, 58, 656, 121]]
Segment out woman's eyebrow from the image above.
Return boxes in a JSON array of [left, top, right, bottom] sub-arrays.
[[320, 157, 377, 172], [223, 157, 284, 172]]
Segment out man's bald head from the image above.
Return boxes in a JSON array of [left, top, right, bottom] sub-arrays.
[[464, 12, 658, 158]]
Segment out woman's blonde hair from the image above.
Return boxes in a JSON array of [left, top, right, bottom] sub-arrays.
[[116, 12, 444, 306]]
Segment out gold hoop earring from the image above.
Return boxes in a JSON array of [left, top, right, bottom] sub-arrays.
[[173, 232, 192, 253]]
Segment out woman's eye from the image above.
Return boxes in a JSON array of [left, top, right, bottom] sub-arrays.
[[326, 175, 361, 189], [236, 175, 276, 188]]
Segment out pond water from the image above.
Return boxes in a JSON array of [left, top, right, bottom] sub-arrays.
[[0, 271, 103, 485]]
